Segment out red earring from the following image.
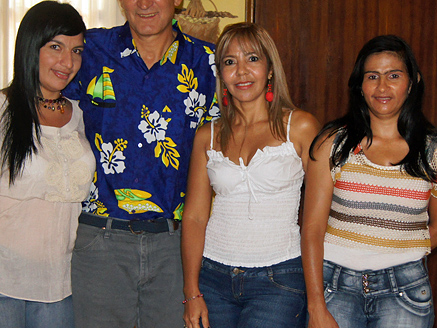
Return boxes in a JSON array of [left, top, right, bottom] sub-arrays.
[[265, 80, 273, 102], [222, 88, 229, 106]]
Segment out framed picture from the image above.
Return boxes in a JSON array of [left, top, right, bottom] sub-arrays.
[[176, 0, 254, 43]]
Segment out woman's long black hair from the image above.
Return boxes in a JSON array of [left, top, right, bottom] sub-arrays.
[[310, 35, 437, 182], [1, 1, 86, 184]]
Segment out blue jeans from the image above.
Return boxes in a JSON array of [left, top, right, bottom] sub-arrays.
[[71, 222, 183, 328], [199, 257, 307, 328], [323, 259, 434, 328], [0, 294, 74, 328]]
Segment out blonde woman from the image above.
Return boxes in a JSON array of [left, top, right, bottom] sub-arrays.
[[181, 22, 319, 328]]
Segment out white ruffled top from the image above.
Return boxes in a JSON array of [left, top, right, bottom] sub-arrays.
[[203, 112, 304, 267]]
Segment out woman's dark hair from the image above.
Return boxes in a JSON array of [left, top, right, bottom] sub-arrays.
[[310, 34, 436, 182], [1, 1, 86, 184]]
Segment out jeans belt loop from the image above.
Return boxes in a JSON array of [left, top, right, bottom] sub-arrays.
[[422, 256, 428, 273], [331, 264, 342, 291], [387, 267, 398, 293], [267, 266, 274, 278], [167, 219, 180, 235], [104, 218, 113, 238]]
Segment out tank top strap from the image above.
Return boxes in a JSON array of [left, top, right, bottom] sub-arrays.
[[286, 110, 294, 142], [210, 119, 216, 150]]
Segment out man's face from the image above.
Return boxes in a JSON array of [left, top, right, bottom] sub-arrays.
[[119, 0, 182, 39]]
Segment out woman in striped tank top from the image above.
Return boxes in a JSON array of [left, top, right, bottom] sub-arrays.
[[302, 35, 437, 328]]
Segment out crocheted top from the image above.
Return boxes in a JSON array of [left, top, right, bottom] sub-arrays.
[[203, 112, 304, 267], [325, 143, 437, 254]]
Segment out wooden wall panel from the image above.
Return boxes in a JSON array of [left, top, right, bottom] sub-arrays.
[[253, 1, 437, 325], [254, 0, 437, 125]]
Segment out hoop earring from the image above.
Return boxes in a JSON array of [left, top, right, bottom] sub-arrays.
[[222, 88, 229, 106], [265, 80, 273, 102]]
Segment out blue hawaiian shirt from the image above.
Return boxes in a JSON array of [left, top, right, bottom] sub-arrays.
[[64, 20, 219, 221]]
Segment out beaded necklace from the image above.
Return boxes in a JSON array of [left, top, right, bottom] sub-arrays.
[[38, 95, 66, 114]]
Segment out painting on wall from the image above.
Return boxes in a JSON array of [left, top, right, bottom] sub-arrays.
[[176, 0, 253, 43]]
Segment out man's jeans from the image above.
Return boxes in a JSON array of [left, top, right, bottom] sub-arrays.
[[71, 221, 183, 328]]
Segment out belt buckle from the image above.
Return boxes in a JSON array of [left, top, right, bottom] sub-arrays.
[[128, 219, 144, 235]]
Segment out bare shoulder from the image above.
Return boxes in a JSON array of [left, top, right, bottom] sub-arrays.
[[197, 120, 212, 135], [283, 108, 320, 145], [288, 109, 320, 132], [195, 121, 214, 145], [196, 119, 224, 151]]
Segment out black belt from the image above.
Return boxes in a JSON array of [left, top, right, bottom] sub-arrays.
[[79, 212, 179, 234]]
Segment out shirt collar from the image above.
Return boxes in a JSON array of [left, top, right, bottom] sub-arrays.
[[118, 20, 185, 66]]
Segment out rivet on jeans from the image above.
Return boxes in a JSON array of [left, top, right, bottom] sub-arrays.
[[232, 268, 244, 275]]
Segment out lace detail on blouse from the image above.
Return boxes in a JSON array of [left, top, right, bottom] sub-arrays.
[[0, 94, 95, 302]]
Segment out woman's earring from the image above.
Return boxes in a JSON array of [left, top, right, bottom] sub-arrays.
[[265, 79, 273, 102], [222, 88, 229, 106]]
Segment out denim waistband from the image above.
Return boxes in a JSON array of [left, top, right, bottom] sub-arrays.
[[202, 257, 303, 277], [323, 259, 428, 296]]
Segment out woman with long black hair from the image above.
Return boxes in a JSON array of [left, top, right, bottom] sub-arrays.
[[302, 35, 437, 328], [0, 2, 94, 327]]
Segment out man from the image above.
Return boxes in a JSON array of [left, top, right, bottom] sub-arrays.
[[64, 0, 218, 327]]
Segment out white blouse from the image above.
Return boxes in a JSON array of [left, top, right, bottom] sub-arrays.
[[204, 113, 304, 267], [0, 93, 95, 302]]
